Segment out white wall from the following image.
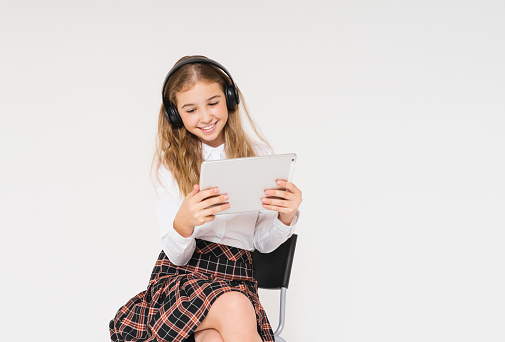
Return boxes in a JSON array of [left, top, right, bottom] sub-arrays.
[[1, 1, 504, 341]]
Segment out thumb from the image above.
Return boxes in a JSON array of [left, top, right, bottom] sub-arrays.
[[192, 184, 200, 194], [185, 184, 199, 199]]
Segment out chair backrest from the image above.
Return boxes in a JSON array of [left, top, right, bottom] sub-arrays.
[[252, 234, 298, 289]]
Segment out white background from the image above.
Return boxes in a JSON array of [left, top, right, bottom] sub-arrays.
[[1, 1, 504, 341]]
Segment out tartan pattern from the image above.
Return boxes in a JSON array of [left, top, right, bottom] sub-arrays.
[[110, 239, 274, 342]]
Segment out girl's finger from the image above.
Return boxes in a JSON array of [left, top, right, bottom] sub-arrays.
[[200, 194, 229, 210], [186, 184, 200, 198], [264, 189, 295, 200], [276, 180, 302, 195], [202, 202, 230, 216], [262, 197, 290, 208], [262, 204, 292, 214], [194, 187, 220, 202]]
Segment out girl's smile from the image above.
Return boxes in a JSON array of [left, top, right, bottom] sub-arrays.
[[199, 121, 217, 133], [175, 81, 229, 148]]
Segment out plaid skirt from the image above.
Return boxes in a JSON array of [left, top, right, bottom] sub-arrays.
[[109, 239, 274, 342]]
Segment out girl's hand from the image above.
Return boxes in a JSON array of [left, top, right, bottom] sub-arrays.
[[173, 185, 230, 237], [262, 180, 302, 226]]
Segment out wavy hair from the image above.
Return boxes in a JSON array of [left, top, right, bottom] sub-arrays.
[[152, 55, 272, 196]]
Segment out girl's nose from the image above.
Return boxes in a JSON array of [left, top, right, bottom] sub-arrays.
[[199, 109, 212, 123]]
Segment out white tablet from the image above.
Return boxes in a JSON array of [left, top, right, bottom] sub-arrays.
[[199, 153, 297, 215]]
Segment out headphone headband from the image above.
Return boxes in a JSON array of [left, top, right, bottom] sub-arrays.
[[161, 57, 240, 127]]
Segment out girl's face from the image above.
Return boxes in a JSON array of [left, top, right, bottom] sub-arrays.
[[175, 81, 229, 148]]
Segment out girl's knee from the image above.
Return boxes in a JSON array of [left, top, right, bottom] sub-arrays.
[[194, 328, 223, 342], [213, 291, 257, 323], [198, 291, 262, 341]]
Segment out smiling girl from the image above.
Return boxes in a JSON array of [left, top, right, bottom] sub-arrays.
[[109, 56, 302, 342]]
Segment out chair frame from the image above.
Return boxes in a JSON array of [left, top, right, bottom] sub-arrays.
[[252, 234, 298, 342]]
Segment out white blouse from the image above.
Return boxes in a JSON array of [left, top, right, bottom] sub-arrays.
[[155, 142, 299, 266]]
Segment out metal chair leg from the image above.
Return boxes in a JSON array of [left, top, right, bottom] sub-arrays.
[[273, 287, 287, 341]]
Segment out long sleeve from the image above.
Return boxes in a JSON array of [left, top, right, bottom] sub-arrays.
[[155, 167, 196, 266], [253, 209, 299, 253]]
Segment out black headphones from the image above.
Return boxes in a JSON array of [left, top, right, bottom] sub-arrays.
[[161, 57, 240, 127]]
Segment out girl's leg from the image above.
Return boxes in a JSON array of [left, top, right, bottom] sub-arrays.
[[194, 291, 263, 342], [194, 328, 223, 342]]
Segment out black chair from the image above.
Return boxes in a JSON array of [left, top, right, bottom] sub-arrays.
[[252, 234, 298, 342]]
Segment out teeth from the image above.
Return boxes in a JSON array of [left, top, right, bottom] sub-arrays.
[[201, 123, 215, 130]]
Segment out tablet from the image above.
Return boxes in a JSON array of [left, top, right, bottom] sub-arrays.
[[199, 153, 297, 215]]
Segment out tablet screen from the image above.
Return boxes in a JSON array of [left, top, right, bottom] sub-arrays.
[[199, 153, 296, 215]]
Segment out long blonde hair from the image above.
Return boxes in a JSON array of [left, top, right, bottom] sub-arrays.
[[152, 55, 271, 196]]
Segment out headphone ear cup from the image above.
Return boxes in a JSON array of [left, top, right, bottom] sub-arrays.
[[164, 103, 183, 127], [224, 83, 239, 111]]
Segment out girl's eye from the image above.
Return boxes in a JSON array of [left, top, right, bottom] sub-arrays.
[[209, 102, 218, 106], [186, 109, 196, 114]]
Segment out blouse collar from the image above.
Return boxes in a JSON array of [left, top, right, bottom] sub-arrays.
[[202, 142, 226, 161]]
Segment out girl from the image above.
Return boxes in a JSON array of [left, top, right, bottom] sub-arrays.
[[109, 56, 302, 342]]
